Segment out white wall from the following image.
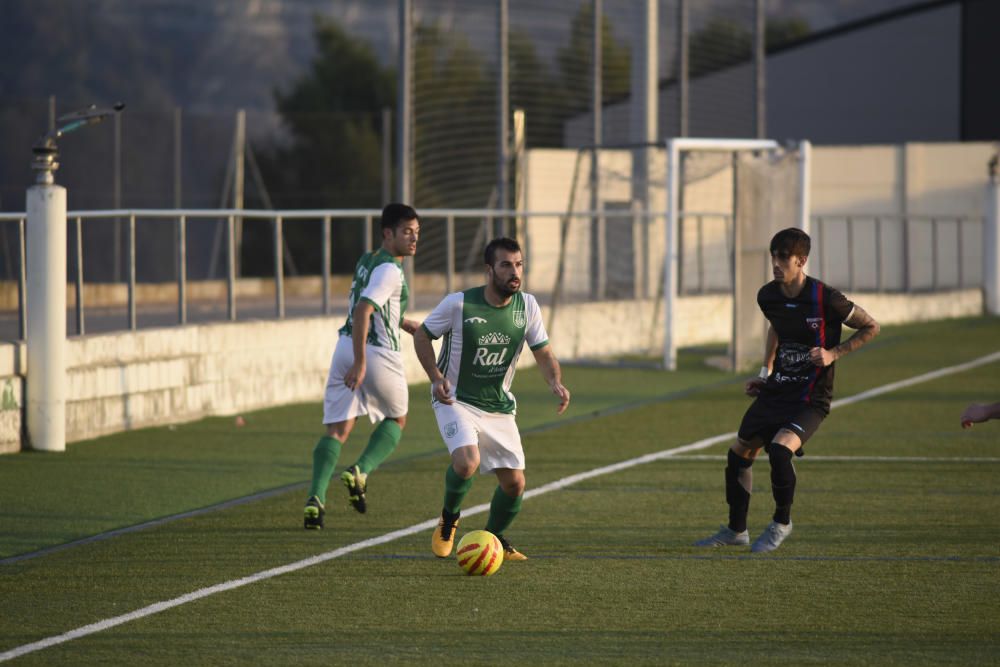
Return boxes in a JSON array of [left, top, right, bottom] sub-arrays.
[[525, 142, 995, 296], [1, 287, 983, 454]]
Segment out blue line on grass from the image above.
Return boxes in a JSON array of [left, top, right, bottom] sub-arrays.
[[348, 553, 1000, 564]]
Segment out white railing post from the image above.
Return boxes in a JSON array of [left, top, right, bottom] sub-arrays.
[[985, 161, 999, 315], [26, 181, 67, 452]]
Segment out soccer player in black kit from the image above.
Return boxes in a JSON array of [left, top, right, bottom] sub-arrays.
[[695, 228, 880, 552]]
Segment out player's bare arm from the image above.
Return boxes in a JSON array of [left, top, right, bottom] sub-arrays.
[[961, 401, 1000, 429], [401, 318, 419, 335], [746, 325, 778, 396], [810, 305, 880, 367], [413, 324, 454, 404], [345, 300, 375, 390], [532, 345, 570, 414]]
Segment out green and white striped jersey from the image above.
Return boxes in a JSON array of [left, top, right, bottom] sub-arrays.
[[421, 286, 548, 414], [339, 248, 409, 351]]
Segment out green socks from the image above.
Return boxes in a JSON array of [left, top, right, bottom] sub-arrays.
[[484, 485, 523, 536], [443, 464, 474, 514], [356, 419, 403, 475], [308, 435, 343, 502]]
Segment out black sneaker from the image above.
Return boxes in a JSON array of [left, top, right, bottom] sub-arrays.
[[496, 534, 528, 561], [303, 495, 325, 530], [340, 465, 368, 514]]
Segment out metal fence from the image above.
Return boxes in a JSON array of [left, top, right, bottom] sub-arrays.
[[677, 213, 985, 295], [1, 207, 986, 342]]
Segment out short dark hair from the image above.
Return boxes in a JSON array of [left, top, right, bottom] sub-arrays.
[[769, 227, 811, 259], [484, 237, 521, 266], [381, 203, 418, 231]]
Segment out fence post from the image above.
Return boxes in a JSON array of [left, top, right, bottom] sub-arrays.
[[985, 164, 999, 314], [26, 180, 67, 451]]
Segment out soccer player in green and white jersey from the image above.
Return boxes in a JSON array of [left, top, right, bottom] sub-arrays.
[[303, 204, 420, 530], [414, 237, 571, 560]]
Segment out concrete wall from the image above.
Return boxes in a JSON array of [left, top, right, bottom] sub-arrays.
[[2, 287, 983, 454], [810, 142, 995, 291], [524, 142, 995, 298]]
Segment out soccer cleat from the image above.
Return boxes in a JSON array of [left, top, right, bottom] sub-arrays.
[[340, 465, 368, 514], [751, 520, 793, 553], [431, 510, 460, 558], [303, 496, 325, 530], [496, 534, 528, 561], [693, 525, 750, 547]]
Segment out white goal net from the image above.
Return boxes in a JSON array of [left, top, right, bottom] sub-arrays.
[[664, 139, 811, 371]]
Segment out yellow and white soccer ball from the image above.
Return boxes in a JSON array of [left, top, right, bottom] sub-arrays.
[[456, 530, 503, 576]]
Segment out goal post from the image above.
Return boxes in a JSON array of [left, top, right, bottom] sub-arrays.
[[663, 138, 811, 371]]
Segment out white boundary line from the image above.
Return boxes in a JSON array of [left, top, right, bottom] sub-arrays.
[[3, 349, 998, 663]]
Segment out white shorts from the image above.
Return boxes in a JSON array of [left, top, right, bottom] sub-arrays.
[[433, 400, 524, 473], [323, 336, 408, 425]]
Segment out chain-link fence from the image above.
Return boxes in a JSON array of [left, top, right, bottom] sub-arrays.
[[1, 0, 783, 285]]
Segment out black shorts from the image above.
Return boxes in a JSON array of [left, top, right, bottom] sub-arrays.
[[737, 398, 826, 446]]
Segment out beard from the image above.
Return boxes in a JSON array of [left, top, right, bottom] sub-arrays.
[[491, 272, 521, 298]]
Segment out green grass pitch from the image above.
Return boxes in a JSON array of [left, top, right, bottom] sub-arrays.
[[1, 316, 998, 665]]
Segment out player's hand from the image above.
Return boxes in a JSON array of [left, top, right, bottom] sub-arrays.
[[345, 361, 366, 391], [809, 346, 838, 367], [550, 381, 570, 415], [432, 378, 454, 404], [745, 378, 765, 397], [961, 404, 990, 429], [401, 318, 419, 335]]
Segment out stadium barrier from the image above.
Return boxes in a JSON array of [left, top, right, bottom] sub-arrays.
[[0, 287, 982, 454]]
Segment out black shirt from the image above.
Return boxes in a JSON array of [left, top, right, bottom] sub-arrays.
[[757, 276, 854, 414]]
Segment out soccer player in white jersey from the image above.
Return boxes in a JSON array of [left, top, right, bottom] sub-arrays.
[[303, 204, 420, 530], [414, 237, 571, 560]]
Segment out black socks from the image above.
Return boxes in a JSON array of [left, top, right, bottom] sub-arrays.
[[725, 450, 754, 533], [768, 443, 797, 525]]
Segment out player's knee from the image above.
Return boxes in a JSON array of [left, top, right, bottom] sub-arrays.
[[325, 422, 352, 442], [767, 443, 796, 481], [452, 460, 477, 478], [451, 448, 479, 478], [769, 429, 801, 454], [501, 474, 525, 497], [390, 415, 407, 430], [731, 439, 760, 461]]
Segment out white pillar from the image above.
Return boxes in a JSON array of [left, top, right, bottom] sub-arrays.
[[630, 0, 658, 298], [798, 140, 812, 236], [985, 173, 1000, 315], [663, 140, 679, 371], [26, 183, 67, 452]]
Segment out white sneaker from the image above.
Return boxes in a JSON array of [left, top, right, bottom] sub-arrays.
[[694, 525, 750, 547], [751, 521, 793, 553]]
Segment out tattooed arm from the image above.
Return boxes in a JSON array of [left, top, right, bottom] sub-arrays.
[[810, 305, 880, 367]]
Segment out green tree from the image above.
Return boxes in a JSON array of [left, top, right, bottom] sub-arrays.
[[411, 23, 495, 209], [509, 30, 566, 148], [690, 15, 811, 77], [252, 17, 395, 274], [556, 4, 631, 112]]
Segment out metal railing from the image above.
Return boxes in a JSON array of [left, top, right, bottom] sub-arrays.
[[675, 213, 985, 295], [1, 208, 986, 341], [812, 214, 984, 293], [3, 207, 612, 340]]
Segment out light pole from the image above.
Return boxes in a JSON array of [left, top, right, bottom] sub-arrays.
[[26, 102, 123, 452]]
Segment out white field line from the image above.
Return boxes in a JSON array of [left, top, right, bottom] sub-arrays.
[[2, 349, 998, 663]]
